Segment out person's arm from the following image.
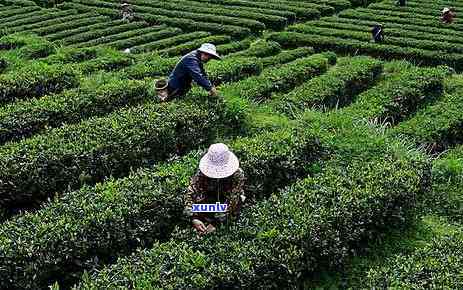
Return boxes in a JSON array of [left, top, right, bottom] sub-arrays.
[[185, 173, 209, 234], [184, 173, 206, 218], [232, 169, 246, 197], [184, 173, 201, 219], [228, 169, 246, 217], [184, 56, 213, 91], [183, 183, 195, 219]]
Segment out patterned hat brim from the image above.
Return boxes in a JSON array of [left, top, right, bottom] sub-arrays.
[[199, 152, 239, 179]]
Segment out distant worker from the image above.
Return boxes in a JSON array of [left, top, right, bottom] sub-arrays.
[[371, 24, 384, 43], [121, 1, 134, 22], [441, 7, 456, 24], [183, 143, 246, 235], [155, 43, 221, 102], [396, 0, 406, 6]]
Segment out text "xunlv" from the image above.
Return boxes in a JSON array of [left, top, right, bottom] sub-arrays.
[[192, 202, 228, 212]]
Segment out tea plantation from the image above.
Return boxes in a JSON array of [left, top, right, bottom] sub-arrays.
[[0, 0, 462, 289]]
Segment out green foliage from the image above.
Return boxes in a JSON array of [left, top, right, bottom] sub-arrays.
[[216, 38, 252, 56], [75, 136, 425, 289], [207, 57, 264, 86], [0, 61, 79, 104], [290, 23, 463, 55], [131, 31, 211, 54], [260, 47, 314, 68], [57, 21, 148, 45], [0, 33, 43, 50], [0, 129, 325, 289], [93, 27, 184, 50], [362, 228, 463, 289], [0, 79, 151, 143], [222, 53, 333, 103], [348, 0, 381, 7], [339, 7, 463, 32], [44, 46, 100, 64], [59, 1, 252, 38], [17, 39, 56, 59], [31, 0, 66, 8], [0, 0, 461, 288], [128, 0, 266, 32], [220, 53, 334, 133], [432, 146, 463, 185], [271, 56, 383, 115], [430, 147, 463, 222], [0, 98, 221, 215], [268, 32, 463, 71], [158, 35, 231, 57], [122, 54, 178, 79], [0, 7, 39, 25], [70, 25, 168, 48], [130, 0, 289, 30], [0, 55, 263, 144], [0, 9, 77, 33], [75, 49, 134, 74], [230, 39, 282, 58], [390, 75, 463, 152], [343, 66, 448, 124], [197, 0, 325, 19]]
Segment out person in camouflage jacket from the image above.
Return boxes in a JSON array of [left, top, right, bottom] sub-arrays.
[[183, 143, 246, 235]]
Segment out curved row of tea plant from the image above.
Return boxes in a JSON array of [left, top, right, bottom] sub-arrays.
[[220, 52, 335, 133], [130, 31, 212, 54], [270, 55, 383, 115], [355, 219, 463, 289], [0, 97, 220, 215], [341, 66, 448, 125], [0, 56, 262, 144], [302, 18, 463, 46], [0, 128, 324, 290], [58, 2, 252, 39], [0, 62, 79, 104], [157, 35, 231, 57], [60, 21, 150, 46], [104, 0, 290, 30], [72, 26, 174, 49], [289, 24, 463, 55], [0, 52, 335, 216], [268, 32, 463, 71], [391, 75, 463, 152], [74, 111, 427, 289], [69, 0, 267, 33]]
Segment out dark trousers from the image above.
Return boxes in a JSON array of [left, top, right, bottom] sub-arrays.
[[166, 84, 190, 101], [374, 35, 384, 42]]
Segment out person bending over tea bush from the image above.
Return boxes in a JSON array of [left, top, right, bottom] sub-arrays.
[[183, 143, 246, 235], [441, 7, 456, 24], [120, 1, 134, 22], [155, 43, 221, 101], [371, 24, 384, 43]]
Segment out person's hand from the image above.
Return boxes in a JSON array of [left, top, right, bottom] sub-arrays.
[[204, 224, 216, 234], [209, 87, 218, 97], [183, 206, 192, 217], [192, 219, 207, 234], [157, 90, 168, 102]]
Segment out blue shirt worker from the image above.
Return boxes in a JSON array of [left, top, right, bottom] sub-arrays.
[[158, 43, 221, 101], [371, 24, 384, 43]]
